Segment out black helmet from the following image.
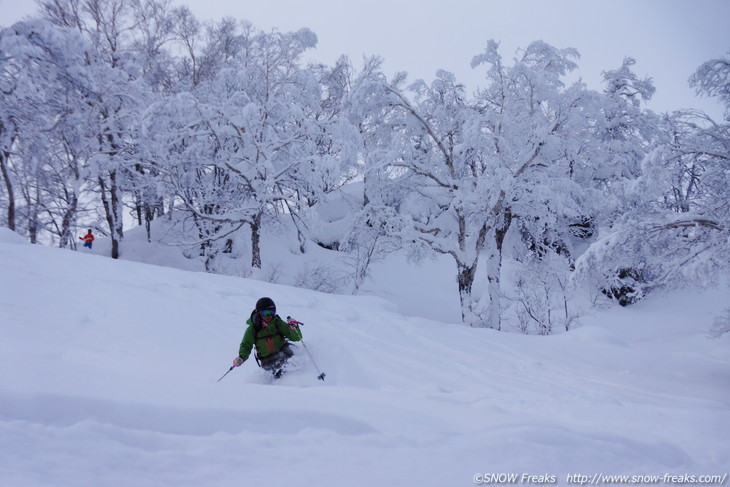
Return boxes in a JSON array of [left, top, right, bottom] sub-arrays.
[[255, 297, 276, 315]]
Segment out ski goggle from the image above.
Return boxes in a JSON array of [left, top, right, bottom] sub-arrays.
[[260, 309, 276, 318]]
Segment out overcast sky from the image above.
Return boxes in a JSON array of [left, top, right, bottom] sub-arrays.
[[2, 0, 729, 119]]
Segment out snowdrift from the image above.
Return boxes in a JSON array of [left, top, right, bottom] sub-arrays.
[[0, 229, 728, 487]]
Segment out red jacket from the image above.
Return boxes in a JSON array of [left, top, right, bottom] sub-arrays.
[[80, 232, 94, 243]]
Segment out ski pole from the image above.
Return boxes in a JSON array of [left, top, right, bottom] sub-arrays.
[[301, 339, 326, 381], [288, 317, 326, 381], [217, 365, 235, 382]]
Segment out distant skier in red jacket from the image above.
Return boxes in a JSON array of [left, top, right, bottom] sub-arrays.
[[79, 229, 94, 249]]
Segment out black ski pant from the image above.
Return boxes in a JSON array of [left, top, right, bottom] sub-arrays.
[[259, 345, 294, 375]]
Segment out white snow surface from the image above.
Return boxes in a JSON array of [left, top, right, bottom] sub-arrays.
[[1, 228, 729, 486]]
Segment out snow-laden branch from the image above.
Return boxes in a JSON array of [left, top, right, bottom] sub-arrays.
[[383, 85, 457, 181]]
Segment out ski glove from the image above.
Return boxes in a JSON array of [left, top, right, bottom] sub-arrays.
[[232, 356, 245, 367], [287, 318, 302, 332]]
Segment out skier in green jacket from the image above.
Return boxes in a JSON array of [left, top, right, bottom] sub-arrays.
[[232, 297, 302, 378]]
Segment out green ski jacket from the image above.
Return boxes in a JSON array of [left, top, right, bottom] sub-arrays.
[[238, 312, 302, 361]]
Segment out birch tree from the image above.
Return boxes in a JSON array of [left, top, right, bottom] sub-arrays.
[[349, 41, 605, 328], [144, 26, 357, 271], [576, 51, 729, 301], [0, 19, 98, 244], [37, 0, 156, 258]]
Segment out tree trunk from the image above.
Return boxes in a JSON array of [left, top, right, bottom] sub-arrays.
[[485, 246, 501, 330], [27, 184, 40, 244], [99, 171, 123, 259], [59, 194, 78, 248], [485, 209, 512, 330], [144, 202, 153, 242], [134, 191, 143, 226], [457, 259, 478, 324], [191, 213, 212, 271], [250, 211, 262, 269], [0, 148, 16, 231]]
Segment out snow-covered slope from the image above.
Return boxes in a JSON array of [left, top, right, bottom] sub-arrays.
[[1, 229, 728, 487]]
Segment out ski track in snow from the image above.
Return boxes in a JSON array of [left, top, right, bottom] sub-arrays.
[[1, 230, 729, 487]]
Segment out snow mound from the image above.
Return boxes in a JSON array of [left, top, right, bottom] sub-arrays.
[[0, 227, 28, 244]]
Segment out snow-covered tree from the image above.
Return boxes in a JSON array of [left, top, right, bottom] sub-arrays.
[[690, 49, 730, 122], [143, 25, 357, 271], [340, 202, 404, 293], [0, 19, 98, 244], [576, 51, 729, 302], [349, 41, 609, 328], [709, 308, 730, 338], [511, 250, 578, 335], [35, 0, 158, 258]]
